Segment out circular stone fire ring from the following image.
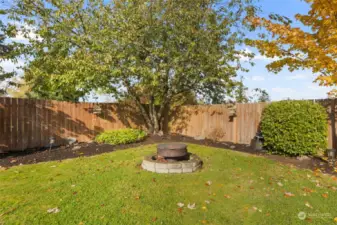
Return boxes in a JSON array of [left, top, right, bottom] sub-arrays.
[[157, 143, 187, 158], [141, 153, 202, 174]]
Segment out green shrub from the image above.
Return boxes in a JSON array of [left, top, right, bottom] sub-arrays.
[[95, 128, 147, 145], [261, 100, 327, 156]]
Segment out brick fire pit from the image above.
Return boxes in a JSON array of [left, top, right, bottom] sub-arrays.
[[141, 143, 202, 173]]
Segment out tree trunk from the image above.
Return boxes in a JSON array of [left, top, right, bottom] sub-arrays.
[[149, 96, 161, 134], [124, 81, 169, 135]]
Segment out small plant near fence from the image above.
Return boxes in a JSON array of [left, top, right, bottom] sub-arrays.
[[261, 100, 328, 156], [95, 128, 147, 145]]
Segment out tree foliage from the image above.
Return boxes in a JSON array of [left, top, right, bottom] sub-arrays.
[[251, 88, 270, 102], [248, 0, 337, 86], [0, 7, 18, 95], [7, 0, 257, 133], [233, 77, 270, 103]]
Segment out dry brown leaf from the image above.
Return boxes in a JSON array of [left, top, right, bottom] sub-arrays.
[[224, 195, 231, 199], [284, 192, 295, 197], [205, 181, 212, 186], [303, 187, 314, 193]]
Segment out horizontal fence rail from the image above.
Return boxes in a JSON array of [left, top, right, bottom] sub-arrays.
[[0, 97, 336, 152]]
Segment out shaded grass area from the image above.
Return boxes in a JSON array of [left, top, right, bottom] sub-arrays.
[[1, 144, 337, 225]]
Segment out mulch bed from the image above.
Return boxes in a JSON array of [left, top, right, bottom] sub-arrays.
[[1, 134, 336, 175]]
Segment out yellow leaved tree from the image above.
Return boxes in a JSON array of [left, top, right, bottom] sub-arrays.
[[248, 0, 337, 87]]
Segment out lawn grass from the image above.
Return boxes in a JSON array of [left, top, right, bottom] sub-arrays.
[[1, 144, 337, 225]]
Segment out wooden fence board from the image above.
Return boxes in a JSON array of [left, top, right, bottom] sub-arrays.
[[0, 97, 336, 152], [0, 98, 5, 152]]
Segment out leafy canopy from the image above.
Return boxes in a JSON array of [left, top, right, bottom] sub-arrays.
[[7, 0, 257, 132], [0, 6, 21, 95], [248, 0, 337, 86]]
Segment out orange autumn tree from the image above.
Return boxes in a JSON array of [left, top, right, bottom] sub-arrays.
[[248, 0, 337, 87]]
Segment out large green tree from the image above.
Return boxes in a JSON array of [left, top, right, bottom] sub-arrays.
[[8, 0, 257, 134], [0, 7, 18, 95]]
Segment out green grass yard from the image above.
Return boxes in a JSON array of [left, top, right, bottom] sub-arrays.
[[1, 144, 337, 225]]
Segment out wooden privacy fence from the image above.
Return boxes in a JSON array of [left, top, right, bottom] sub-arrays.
[[170, 99, 337, 149], [0, 98, 145, 152], [0, 97, 336, 152]]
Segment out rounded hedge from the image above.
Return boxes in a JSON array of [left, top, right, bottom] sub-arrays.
[[95, 128, 147, 145], [261, 100, 327, 156]]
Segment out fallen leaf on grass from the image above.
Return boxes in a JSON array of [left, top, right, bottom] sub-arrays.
[[135, 196, 140, 200], [334, 217, 337, 223], [303, 187, 314, 193], [177, 202, 184, 208], [277, 182, 283, 187], [177, 208, 183, 213], [187, 203, 196, 210], [0, 166, 8, 171], [205, 181, 212, 186], [224, 195, 231, 199], [47, 207, 60, 214], [322, 193, 328, 198], [284, 192, 295, 197], [252, 206, 262, 212], [152, 217, 157, 222], [305, 217, 313, 223], [201, 220, 208, 224], [305, 202, 313, 208]]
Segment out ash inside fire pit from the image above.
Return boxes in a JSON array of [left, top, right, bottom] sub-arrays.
[[141, 143, 203, 173]]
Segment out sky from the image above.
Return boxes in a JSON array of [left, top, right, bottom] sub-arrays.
[[241, 0, 333, 101], [0, 0, 334, 102]]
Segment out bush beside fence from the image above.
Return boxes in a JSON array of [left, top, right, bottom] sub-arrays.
[[0, 97, 336, 152]]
